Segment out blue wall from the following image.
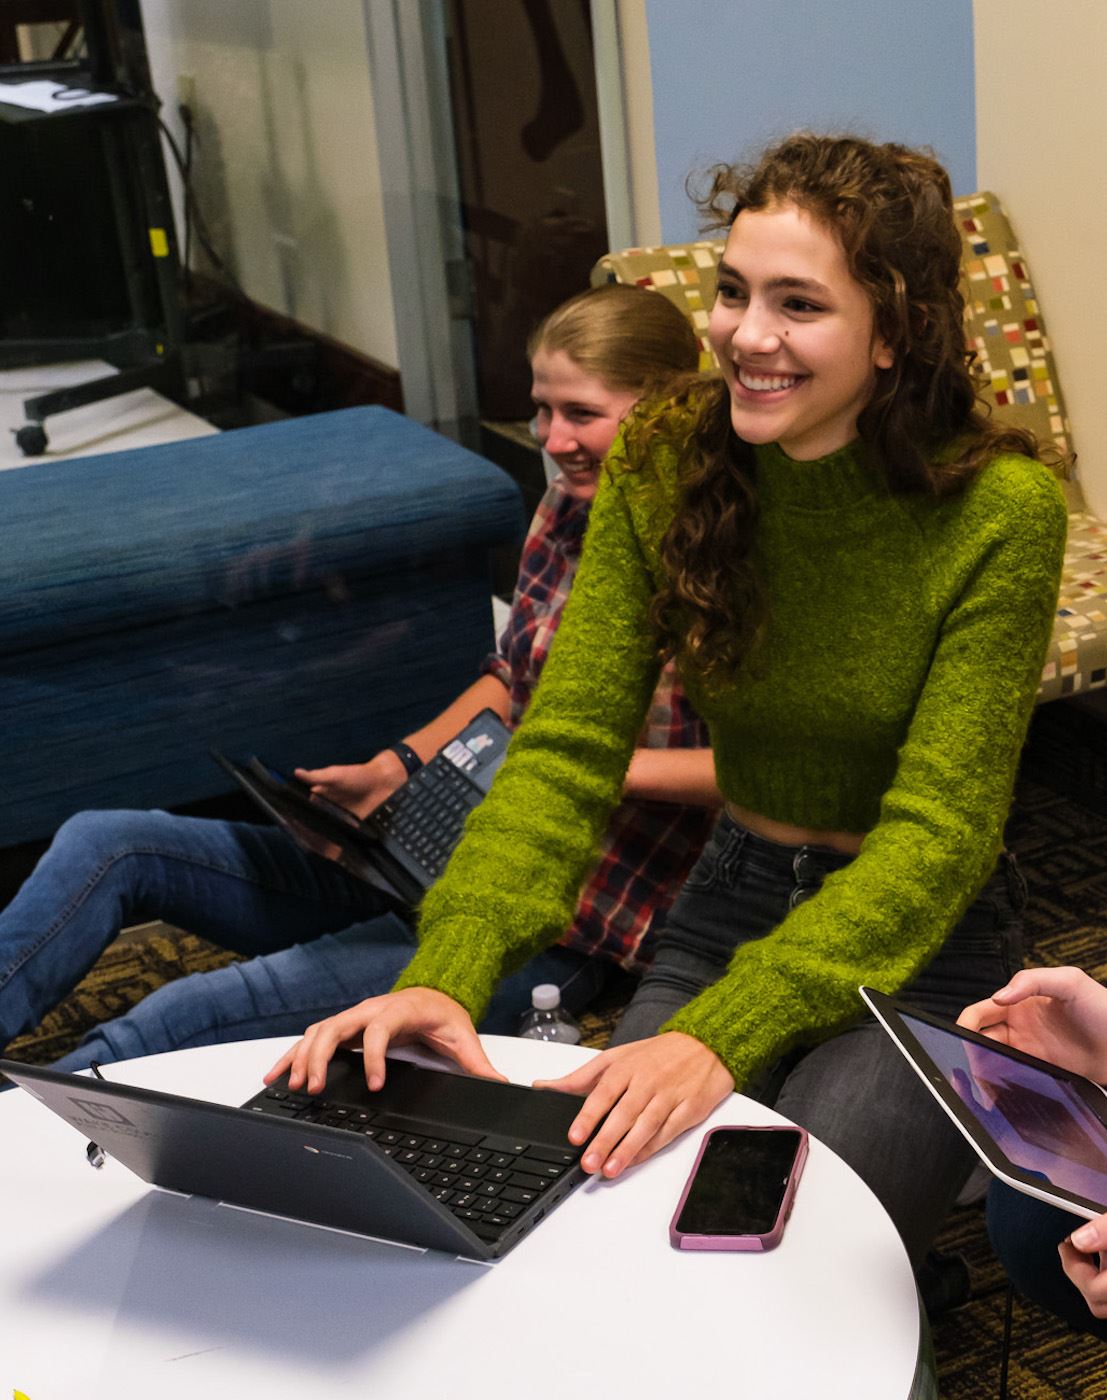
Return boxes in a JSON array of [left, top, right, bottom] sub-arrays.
[[645, 0, 977, 243]]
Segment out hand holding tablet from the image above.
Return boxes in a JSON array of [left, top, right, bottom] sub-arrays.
[[953, 968, 1107, 1328], [958, 967, 1107, 1086], [862, 984, 1107, 1221]]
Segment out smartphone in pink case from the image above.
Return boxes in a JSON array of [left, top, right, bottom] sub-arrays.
[[669, 1125, 809, 1251]]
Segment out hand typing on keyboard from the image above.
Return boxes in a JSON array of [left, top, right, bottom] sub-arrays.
[[265, 989, 733, 1188], [264, 987, 508, 1097], [533, 1032, 734, 1181], [295, 751, 408, 819]]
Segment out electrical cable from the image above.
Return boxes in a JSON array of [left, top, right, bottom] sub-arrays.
[[153, 106, 243, 294], [182, 105, 194, 297]]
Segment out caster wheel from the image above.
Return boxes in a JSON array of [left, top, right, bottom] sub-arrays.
[[15, 423, 48, 457]]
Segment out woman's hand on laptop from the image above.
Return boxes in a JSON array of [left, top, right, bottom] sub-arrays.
[[264, 988, 508, 1095], [533, 1032, 734, 1179], [958, 966, 1107, 1084], [295, 751, 408, 819]]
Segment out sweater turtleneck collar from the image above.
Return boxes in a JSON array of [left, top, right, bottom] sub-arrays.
[[753, 438, 887, 513]]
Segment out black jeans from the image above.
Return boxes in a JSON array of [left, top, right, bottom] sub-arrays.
[[612, 811, 1027, 1267]]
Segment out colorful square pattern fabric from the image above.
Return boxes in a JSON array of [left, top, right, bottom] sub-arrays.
[[591, 240, 725, 373], [1041, 513, 1107, 702], [593, 195, 1105, 704], [957, 193, 1103, 699], [954, 192, 1075, 485]]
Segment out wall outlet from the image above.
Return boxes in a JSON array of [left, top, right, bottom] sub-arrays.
[[177, 73, 196, 109]]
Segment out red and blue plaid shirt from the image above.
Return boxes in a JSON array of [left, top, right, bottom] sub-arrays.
[[481, 479, 715, 973]]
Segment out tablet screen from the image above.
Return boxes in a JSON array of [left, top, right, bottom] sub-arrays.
[[902, 1011, 1107, 1208]]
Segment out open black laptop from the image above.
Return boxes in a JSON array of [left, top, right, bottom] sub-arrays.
[[0, 1050, 589, 1260], [211, 708, 511, 906]]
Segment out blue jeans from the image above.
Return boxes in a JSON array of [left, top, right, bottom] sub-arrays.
[[611, 811, 1027, 1267], [0, 809, 608, 1072]]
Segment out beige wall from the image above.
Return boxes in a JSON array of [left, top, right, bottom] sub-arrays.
[[615, 0, 661, 247], [974, 0, 1107, 516], [140, 0, 398, 369]]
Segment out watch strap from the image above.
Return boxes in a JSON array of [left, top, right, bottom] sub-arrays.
[[389, 741, 423, 777]]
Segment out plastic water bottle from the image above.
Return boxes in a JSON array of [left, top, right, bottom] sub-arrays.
[[518, 984, 581, 1044]]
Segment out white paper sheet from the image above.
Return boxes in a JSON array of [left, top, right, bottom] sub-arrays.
[[0, 78, 119, 113]]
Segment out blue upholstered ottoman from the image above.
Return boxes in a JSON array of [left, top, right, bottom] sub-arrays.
[[1, 407, 523, 847]]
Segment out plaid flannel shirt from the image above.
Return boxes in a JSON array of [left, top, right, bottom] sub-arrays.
[[481, 478, 715, 972]]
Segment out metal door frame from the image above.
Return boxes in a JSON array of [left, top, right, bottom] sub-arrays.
[[361, 0, 640, 436]]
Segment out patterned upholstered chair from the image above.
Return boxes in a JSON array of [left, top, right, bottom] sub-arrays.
[[591, 238, 725, 375], [955, 194, 1105, 702], [592, 196, 1107, 704]]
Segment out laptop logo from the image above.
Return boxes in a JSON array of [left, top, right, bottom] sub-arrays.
[[303, 1144, 354, 1160], [69, 1098, 135, 1127]]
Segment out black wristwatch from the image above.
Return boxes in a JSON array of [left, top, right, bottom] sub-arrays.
[[388, 740, 423, 777]]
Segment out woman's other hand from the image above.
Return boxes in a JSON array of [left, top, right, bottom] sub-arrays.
[[295, 750, 408, 819], [534, 1032, 734, 1178], [1062, 1215, 1107, 1320], [263, 987, 508, 1095], [958, 967, 1107, 1083]]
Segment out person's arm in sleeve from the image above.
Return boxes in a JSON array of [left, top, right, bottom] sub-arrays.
[[391, 459, 664, 1017]]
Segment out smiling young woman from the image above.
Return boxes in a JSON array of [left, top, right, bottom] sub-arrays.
[[529, 347, 638, 502], [269, 134, 1068, 1284], [708, 201, 894, 462], [527, 281, 702, 503]]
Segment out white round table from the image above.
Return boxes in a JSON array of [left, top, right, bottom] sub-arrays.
[[1, 1036, 924, 1399]]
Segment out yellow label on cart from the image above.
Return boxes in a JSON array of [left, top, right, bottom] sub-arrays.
[[148, 227, 170, 258]]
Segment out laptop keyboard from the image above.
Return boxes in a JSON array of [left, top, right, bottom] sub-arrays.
[[253, 1088, 580, 1242], [372, 756, 477, 878]]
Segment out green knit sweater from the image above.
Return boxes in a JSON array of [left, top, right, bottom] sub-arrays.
[[396, 432, 1068, 1089]]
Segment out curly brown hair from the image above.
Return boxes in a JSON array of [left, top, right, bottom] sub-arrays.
[[646, 132, 1042, 677]]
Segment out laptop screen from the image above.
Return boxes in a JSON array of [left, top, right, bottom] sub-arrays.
[[902, 1011, 1107, 1207]]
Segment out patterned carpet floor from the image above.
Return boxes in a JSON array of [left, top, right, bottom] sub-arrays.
[[6, 774, 1107, 1396]]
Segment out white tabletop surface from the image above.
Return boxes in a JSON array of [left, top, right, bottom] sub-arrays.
[[1, 1037, 921, 1400], [0, 360, 216, 470]]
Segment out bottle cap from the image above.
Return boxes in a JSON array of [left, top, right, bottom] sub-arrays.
[[531, 983, 561, 1010]]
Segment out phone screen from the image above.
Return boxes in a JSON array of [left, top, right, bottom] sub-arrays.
[[675, 1128, 804, 1236]]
